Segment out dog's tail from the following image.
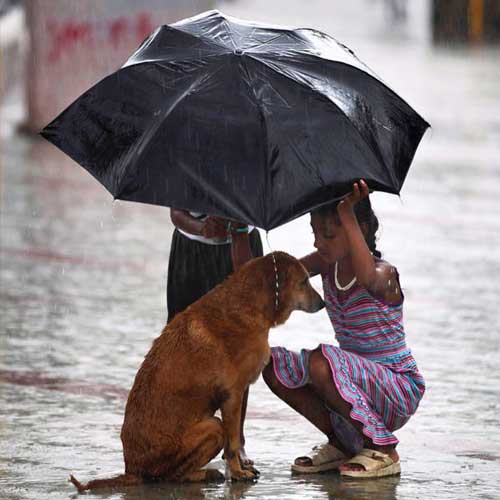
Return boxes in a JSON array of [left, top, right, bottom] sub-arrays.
[[69, 472, 142, 492]]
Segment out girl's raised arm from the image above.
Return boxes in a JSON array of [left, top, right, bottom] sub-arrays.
[[337, 180, 376, 288]]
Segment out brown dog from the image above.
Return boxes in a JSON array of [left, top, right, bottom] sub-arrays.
[[70, 251, 324, 491]]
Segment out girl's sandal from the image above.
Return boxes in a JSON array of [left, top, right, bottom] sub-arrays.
[[339, 448, 401, 479], [291, 443, 347, 474]]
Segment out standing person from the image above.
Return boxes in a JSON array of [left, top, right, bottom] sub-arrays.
[[167, 208, 264, 465], [263, 180, 425, 478], [167, 210, 263, 322]]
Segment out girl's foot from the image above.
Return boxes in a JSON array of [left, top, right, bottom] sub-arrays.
[[292, 443, 347, 474], [339, 448, 400, 478]]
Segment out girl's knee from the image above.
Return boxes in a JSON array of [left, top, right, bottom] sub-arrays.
[[309, 348, 332, 390]]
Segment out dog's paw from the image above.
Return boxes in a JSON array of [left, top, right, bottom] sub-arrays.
[[205, 469, 225, 483], [239, 448, 254, 467], [230, 469, 259, 482], [242, 463, 260, 477]]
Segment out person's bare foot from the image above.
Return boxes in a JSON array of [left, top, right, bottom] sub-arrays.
[[338, 447, 399, 472]]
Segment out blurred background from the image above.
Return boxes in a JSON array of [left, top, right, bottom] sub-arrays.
[[1, 1, 499, 499]]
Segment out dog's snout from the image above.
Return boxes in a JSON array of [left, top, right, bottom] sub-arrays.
[[300, 290, 324, 313], [310, 294, 325, 312]]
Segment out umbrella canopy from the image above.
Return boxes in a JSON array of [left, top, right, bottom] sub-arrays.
[[41, 10, 429, 230]]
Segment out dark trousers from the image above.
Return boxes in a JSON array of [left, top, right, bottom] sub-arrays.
[[166, 229, 264, 322]]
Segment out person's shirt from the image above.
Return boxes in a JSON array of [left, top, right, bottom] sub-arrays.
[[177, 212, 256, 245]]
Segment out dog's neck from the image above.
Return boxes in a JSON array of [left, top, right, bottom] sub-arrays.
[[218, 287, 290, 338]]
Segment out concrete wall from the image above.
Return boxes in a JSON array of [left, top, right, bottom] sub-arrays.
[[24, 0, 214, 132], [406, 0, 432, 44], [0, 7, 27, 106]]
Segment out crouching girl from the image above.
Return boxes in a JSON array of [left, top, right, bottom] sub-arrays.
[[263, 180, 425, 479]]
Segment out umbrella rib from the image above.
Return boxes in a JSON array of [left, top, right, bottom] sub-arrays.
[[125, 52, 226, 69], [276, 49, 426, 123], [244, 32, 289, 52], [221, 18, 238, 51], [179, 161, 255, 226], [124, 25, 232, 70], [235, 56, 272, 229], [247, 54, 398, 189], [114, 65, 218, 201], [294, 29, 381, 78], [274, 54, 429, 181], [126, 25, 162, 62], [169, 23, 233, 53], [171, 10, 242, 53]]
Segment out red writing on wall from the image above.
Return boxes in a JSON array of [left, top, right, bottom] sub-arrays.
[[47, 12, 154, 62]]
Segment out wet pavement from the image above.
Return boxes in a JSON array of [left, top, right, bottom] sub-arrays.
[[1, 0, 500, 499]]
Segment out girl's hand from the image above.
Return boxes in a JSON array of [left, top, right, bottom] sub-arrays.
[[337, 179, 370, 223]]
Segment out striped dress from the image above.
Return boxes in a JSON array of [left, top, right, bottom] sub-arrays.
[[271, 268, 425, 446]]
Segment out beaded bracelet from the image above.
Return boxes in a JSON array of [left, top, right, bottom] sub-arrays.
[[227, 222, 249, 234]]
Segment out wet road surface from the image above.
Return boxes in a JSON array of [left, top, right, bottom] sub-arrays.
[[1, 0, 500, 499]]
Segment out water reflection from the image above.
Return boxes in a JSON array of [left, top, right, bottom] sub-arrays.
[[66, 474, 401, 500], [68, 476, 257, 500], [291, 473, 400, 500], [2, 2, 500, 500]]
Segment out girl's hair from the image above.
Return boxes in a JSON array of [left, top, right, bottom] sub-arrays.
[[312, 198, 382, 257]]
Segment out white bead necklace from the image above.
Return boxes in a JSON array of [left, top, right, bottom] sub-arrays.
[[334, 261, 357, 291]]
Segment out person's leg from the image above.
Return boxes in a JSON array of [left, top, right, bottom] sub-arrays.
[[167, 232, 218, 322], [307, 349, 399, 471], [262, 362, 346, 453], [249, 229, 264, 258], [166, 229, 184, 322], [308, 349, 364, 435], [167, 234, 232, 322]]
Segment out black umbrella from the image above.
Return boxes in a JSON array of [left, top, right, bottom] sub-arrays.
[[41, 10, 429, 230]]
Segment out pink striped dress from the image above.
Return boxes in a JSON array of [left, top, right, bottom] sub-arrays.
[[271, 268, 425, 446]]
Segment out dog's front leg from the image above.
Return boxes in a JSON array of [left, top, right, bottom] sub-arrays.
[[221, 392, 258, 481]]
